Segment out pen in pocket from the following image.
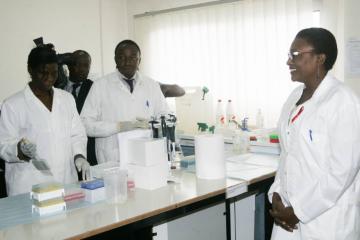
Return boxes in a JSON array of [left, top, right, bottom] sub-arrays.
[[309, 129, 313, 141]]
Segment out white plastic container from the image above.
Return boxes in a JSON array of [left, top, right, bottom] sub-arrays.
[[128, 137, 167, 166], [103, 167, 128, 204], [83, 188, 106, 203], [128, 162, 168, 190]]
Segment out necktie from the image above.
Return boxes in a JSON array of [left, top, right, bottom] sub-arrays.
[[124, 79, 134, 93], [72, 83, 81, 99]]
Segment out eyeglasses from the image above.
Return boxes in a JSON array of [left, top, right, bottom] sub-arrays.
[[288, 49, 314, 60]]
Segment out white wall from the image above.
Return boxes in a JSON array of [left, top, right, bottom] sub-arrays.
[[344, 0, 360, 95], [0, 0, 128, 102]]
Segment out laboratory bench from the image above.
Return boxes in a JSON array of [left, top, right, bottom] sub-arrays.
[[0, 153, 278, 240]]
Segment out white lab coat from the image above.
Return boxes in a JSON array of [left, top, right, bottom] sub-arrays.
[[0, 85, 87, 196], [268, 74, 360, 240], [80, 71, 169, 164]]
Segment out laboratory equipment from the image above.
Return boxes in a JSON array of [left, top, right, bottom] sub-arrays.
[[232, 130, 249, 154], [195, 134, 225, 180], [248, 129, 281, 155], [89, 161, 120, 180], [150, 113, 179, 168], [80, 179, 104, 190], [226, 100, 236, 128], [256, 109, 264, 129], [128, 137, 167, 166], [30, 182, 64, 202], [128, 162, 168, 190], [83, 187, 106, 203], [269, 134, 279, 143], [201, 86, 209, 100], [197, 122, 209, 132], [117, 129, 152, 169], [32, 197, 66, 216], [31, 182, 66, 215], [31, 157, 52, 176], [216, 99, 225, 127], [103, 167, 127, 204], [64, 188, 85, 202], [175, 86, 214, 134], [241, 117, 250, 131]]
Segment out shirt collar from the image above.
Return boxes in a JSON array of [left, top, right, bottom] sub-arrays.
[[310, 73, 337, 103], [68, 79, 83, 87], [118, 71, 139, 82]]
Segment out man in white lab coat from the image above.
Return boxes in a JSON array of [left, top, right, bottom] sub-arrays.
[[0, 44, 90, 196], [268, 28, 360, 239], [81, 40, 169, 165]]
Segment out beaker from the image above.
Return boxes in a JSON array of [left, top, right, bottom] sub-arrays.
[[103, 167, 127, 204]]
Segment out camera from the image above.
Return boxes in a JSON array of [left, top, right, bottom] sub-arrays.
[[33, 37, 72, 88]]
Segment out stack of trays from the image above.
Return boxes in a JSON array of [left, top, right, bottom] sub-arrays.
[[31, 182, 66, 215]]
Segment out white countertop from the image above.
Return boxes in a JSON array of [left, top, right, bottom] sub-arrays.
[[0, 153, 279, 239], [0, 171, 245, 240]]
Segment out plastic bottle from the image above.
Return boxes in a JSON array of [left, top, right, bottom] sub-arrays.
[[226, 100, 236, 128], [256, 109, 264, 129], [215, 99, 225, 127]]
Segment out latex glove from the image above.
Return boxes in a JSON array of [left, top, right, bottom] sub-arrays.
[[75, 157, 90, 180], [19, 138, 37, 159], [135, 117, 150, 129], [117, 118, 149, 132]]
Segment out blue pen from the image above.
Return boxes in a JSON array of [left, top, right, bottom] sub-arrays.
[[309, 129, 313, 141], [146, 100, 150, 108]]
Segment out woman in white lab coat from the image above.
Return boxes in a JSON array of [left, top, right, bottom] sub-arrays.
[[0, 44, 90, 196], [81, 40, 169, 165], [268, 28, 360, 239]]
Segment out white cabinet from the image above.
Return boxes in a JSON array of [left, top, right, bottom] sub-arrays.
[[153, 195, 256, 240], [166, 202, 226, 240], [230, 194, 256, 240], [153, 223, 168, 240]]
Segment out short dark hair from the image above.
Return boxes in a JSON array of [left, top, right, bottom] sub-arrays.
[[71, 50, 91, 65], [27, 44, 58, 69], [114, 40, 141, 56], [296, 28, 337, 71]]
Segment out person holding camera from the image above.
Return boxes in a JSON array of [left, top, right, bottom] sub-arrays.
[[0, 44, 90, 196]]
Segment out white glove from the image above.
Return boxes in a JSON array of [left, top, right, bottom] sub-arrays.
[[75, 157, 90, 180], [117, 118, 149, 132], [19, 138, 37, 159]]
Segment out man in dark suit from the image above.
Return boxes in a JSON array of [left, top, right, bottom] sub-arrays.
[[64, 50, 97, 167]]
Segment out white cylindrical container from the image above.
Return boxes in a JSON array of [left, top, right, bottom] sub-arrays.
[[195, 134, 225, 179]]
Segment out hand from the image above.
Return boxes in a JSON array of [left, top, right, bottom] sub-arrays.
[[18, 138, 37, 160], [117, 118, 149, 132], [269, 192, 299, 232], [74, 157, 90, 180], [134, 117, 150, 129]]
